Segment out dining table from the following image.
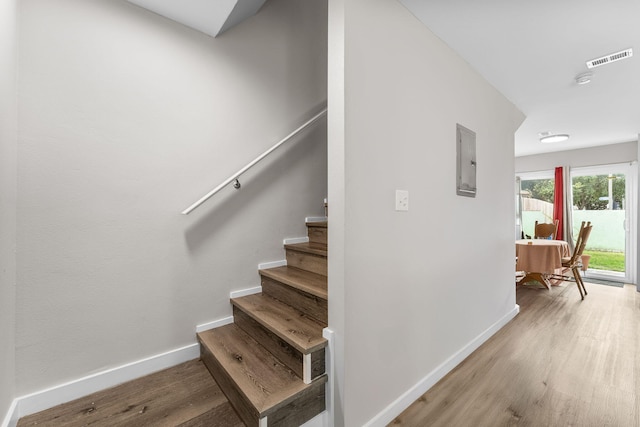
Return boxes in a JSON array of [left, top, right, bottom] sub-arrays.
[[515, 239, 570, 289]]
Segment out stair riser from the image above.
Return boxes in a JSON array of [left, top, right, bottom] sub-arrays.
[[309, 350, 326, 384], [266, 379, 326, 427], [233, 306, 326, 382], [286, 250, 327, 277], [307, 226, 327, 245], [233, 307, 302, 379], [261, 276, 328, 325], [198, 337, 260, 427]]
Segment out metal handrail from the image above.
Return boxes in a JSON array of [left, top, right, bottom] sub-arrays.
[[181, 108, 327, 215]]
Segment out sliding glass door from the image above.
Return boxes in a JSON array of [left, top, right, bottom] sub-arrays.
[[570, 163, 636, 283]]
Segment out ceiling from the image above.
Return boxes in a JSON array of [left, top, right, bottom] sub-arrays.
[[400, 0, 640, 157], [126, 0, 266, 38]]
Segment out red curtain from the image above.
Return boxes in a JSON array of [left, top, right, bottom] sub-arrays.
[[553, 167, 563, 240]]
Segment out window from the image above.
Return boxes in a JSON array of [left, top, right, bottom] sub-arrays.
[[517, 171, 554, 239]]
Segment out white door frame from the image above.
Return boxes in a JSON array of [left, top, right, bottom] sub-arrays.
[[571, 162, 637, 284]]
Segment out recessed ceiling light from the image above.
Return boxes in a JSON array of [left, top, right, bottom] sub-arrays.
[[539, 133, 570, 143]]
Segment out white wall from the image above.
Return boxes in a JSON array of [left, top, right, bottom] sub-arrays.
[[328, 0, 524, 425], [16, 0, 327, 396], [327, 0, 345, 424], [0, 0, 17, 419], [515, 140, 637, 173]]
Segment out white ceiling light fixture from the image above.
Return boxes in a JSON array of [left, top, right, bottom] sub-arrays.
[[539, 132, 570, 143], [575, 72, 593, 85], [586, 48, 633, 69]]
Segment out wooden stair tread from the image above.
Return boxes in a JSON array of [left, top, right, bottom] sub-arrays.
[[284, 241, 327, 256], [260, 266, 328, 300], [198, 325, 326, 417], [232, 294, 327, 353]]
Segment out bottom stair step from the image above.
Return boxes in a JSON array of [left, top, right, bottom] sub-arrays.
[[198, 324, 326, 427]]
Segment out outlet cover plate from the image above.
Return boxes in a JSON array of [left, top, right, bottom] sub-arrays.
[[395, 190, 409, 211]]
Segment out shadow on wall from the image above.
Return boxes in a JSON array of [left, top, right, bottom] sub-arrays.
[[183, 119, 326, 253], [122, 0, 327, 116]]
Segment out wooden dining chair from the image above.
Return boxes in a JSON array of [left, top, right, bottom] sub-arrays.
[[560, 221, 593, 300], [534, 219, 559, 240]]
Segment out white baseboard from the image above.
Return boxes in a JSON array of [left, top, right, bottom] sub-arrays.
[[284, 237, 309, 245], [196, 285, 263, 335], [305, 216, 327, 223], [258, 260, 287, 270], [363, 304, 520, 427], [2, 305, 517, 427], [1, 399, 18, 427], [195, 316, 234, 333], [3, 270, 332, 427], [7, 309, 245, 424], [230, 286, 262, 299], [11, 343, 201, 422]]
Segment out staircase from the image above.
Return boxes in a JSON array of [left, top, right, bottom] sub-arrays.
[[198, 220, 328, 427]]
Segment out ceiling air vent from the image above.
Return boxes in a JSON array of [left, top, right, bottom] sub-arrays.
[[586, 48, 633, 69]]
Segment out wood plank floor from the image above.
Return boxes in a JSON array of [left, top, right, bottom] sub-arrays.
[[18, 280, 639, 427], [392, 281, 640, 427], [17, 359, 244, 427]]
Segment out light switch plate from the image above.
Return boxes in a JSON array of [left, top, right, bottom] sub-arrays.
[[395, 190, 409, 211]]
